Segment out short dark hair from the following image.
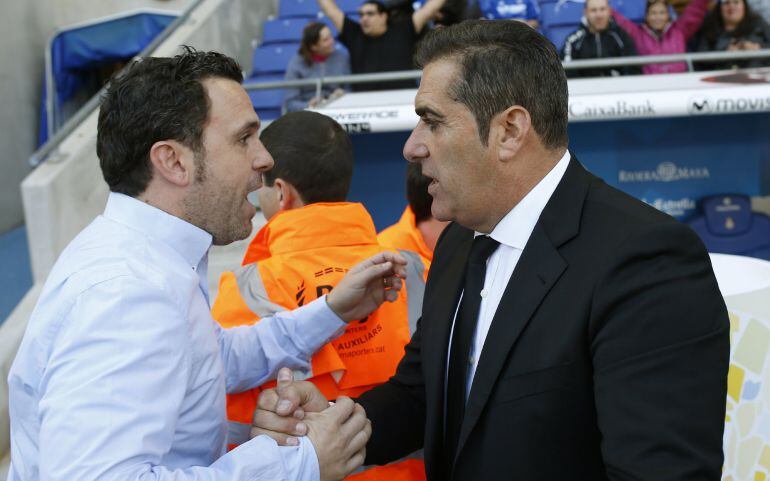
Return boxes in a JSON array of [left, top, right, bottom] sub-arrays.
[[362, 1, 387, 14], [260, 111, 353, 204], [406, 162, 433, 224], [299, 22, 328, 65], [414, 20, 569, 150], [97, 47, 243, 197]]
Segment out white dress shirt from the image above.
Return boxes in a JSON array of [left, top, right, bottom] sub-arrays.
[[452, 150, 571, 398], [7, 192, 346, 481]]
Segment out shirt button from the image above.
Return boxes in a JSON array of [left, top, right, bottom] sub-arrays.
[[469, 355, 475, 365], [480, 289, 488, 298]]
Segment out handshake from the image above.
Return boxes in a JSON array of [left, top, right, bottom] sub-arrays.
[[251, 368, 372, 481]]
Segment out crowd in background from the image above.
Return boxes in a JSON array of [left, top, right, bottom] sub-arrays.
[[281, 0, 770, 110]]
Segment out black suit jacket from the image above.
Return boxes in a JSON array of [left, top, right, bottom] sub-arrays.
[[358, 156, 729, 481]]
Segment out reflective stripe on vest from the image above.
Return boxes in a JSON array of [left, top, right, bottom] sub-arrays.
[[227, 420, 252, 447], [233, 263, 285, 319], [399, 249, 426, 336]]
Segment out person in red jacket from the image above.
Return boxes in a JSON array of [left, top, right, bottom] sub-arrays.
[[612, 0, 710, 74]]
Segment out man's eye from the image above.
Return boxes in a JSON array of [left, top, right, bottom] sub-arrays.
[[239, 134, 251, 145]]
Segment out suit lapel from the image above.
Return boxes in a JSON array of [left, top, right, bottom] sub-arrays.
[[455, 223, 566, 460], [422, 228, 473, 478], [453, 155, 592, 463]]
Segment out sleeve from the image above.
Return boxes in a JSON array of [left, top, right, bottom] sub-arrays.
[[283, 55, 309, 113], [561, 30, 578, 60], [611, 9, 643, 39], [674, 0, 710, 41], [589, 222, 730, 480], [339, 16, 363, 51], [37, 276, 321, 481], [357, 316, 427, 465], [218, 296, 346, 394]]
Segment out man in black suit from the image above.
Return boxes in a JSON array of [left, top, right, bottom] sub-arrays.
[[251, 20, 730, 481]]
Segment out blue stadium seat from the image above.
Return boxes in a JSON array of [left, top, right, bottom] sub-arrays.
[[262, 17, 336, 45], [540, 0, 583, 27], [609, 0, 645, 22], [251, 43, 300, 75], [688, 194, 770, 261], [245, 74, 285, 121], [337, 0, 363, 14], [544, 25, 576, 51], [279, 0, 322, 18]]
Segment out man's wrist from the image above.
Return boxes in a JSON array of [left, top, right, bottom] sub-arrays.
[[324, 291, 350, 324]]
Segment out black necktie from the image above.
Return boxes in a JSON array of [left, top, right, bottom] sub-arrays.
[[445, 235, 500, 467]]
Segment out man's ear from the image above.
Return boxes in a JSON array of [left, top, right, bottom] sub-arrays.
[[274, 178, 304, 211], [149, 140, 195, 187], [493, 106, 531, 163]]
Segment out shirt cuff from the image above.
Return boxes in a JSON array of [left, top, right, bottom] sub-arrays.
[[223, 435, 319, 481], [291, 295, 347, 355], [279, 436, 320, 481]]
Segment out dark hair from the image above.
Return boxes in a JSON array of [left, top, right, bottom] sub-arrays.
[[260, 111, 353, 204], [645, 0, 670, 15], [362, 1, 387, 14], [414, 20, 569, 150], [97, 47, 243, 197], [700, 0, 761, 45], [299, 22, 328, 66], [406, 162, 433, 224]]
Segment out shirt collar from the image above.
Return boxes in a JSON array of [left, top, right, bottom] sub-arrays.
[[481, 150, 571, 250], [104, 192, 213, 270]]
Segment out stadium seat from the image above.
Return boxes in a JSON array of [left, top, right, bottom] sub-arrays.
[[251, 43, 300, 75], [688, 194, 770, 261], [540, 0, 584, 27], [262, 17, 336, 45], [245, 74, 285, 121], [609, 0, 645, 22], [279, 0, 322, 18], [544, 25, 575, 50]]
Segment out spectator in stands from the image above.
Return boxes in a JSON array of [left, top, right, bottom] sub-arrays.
[[561, 0, 641, 77], [611, 0, 709, 74], [213, 110, 427, 480], [378, 162, 448, 274], [478, 0, 540, 28], [284, 22, 351, 112], [695, 0, 770, 69], [317, 0, 448, 90]]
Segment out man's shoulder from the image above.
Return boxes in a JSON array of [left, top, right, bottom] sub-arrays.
[[579, 172, 699, 252], [46, 216, 190, 305], [565, 26, 587, 44]]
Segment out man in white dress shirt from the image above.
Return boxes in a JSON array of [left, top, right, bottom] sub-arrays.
[[6, 48, 407, 481]]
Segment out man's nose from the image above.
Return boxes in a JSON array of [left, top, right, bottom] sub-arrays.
[[403, 130, 429, 163]]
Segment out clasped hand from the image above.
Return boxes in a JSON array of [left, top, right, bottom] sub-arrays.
[[252, 368, 371, 481]]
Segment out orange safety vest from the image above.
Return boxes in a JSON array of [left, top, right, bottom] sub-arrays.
[[212, 202, 426, 481], [378, 206, 432, 277]]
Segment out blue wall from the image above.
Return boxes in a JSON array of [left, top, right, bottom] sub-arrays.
[[349, 112, 770, 230]]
